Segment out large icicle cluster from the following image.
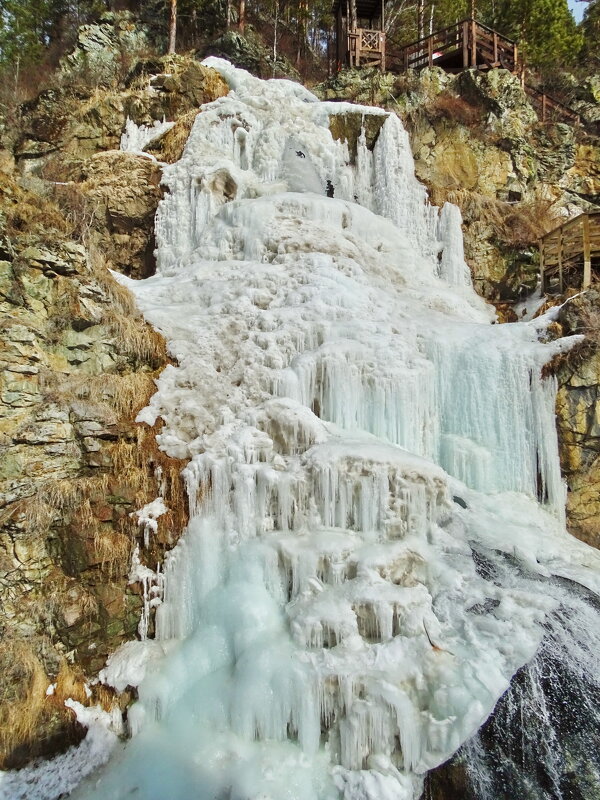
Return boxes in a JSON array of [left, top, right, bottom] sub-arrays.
[[69, 60, 600, 800]]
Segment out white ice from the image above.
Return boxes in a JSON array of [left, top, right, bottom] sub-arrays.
[[16, 59, 600, 800], [120, 117, 175, 157]]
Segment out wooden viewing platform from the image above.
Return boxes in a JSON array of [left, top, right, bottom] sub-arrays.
[[394, 19, 580, 127], [398, 18, 517, 72], [539, 212, 600, 293], [334, 0, 386, 70]]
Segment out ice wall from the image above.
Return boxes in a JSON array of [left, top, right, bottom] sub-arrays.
[[69, 60, 600, 800]]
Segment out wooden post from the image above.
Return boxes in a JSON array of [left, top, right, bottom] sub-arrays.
[[583, 214, 592, 289], [542, 93, 547, 122], [471, 17, 477, 67], [493, 31, 498, 64], [381, 33, 386, 71], [558, 229, 563, 294], [428, 35, 433, 67], [540, 238, 545, 294], [463, 20, 469, 68]]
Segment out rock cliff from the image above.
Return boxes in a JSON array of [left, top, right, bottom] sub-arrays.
[[0, 18, 227, 768]]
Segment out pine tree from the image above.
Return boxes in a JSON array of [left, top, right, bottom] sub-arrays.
[[491, 0, 583, 68], [581, 0, 600, 69]]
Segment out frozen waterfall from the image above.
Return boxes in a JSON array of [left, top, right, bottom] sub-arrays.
[[14, 59, 600, 800]]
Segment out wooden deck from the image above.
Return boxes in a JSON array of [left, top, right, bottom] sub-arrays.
[[539, 212, 600, 293], [348, 27, 386, 69], [396, 19, 581, 127], [398, 19, 517, 72]]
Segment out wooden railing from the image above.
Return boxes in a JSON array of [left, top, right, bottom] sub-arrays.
[[539, 212, 600, 293], [523, 85, 581, 126], [398, 18, 517, 72], [348, 27, 386, 69]]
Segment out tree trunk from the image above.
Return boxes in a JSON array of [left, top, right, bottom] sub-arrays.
[[272, 0, 279, 75], [226, 0, 232, 29], [239, 0, 246, 33], [417, 0, 424, 39], [349, 0, 357, 30], [168, 0, 177, 53]]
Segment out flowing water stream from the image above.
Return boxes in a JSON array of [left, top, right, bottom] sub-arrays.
[[4, 59, 600, 800]]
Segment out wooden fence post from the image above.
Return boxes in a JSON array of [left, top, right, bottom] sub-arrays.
[[428, 35, 433, 67], [583, 214, 592, 289], [463, 21, 469, 67], [558, 229, 563, 294], [470, 18, 477, 67]]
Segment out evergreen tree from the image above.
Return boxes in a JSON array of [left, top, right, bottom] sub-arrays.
[[489, 0, 583, 68], [581, 0, 600, 68]]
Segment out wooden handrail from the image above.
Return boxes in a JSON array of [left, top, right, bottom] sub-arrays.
[[400, 18, 515, 54], [539, 212, 600, 293]]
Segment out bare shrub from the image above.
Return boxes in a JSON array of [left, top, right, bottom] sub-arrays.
[[428, 91, 483, 127], [435, 188, 560, 249]]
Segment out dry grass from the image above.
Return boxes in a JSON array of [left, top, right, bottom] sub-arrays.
[[432, 188, 560, 249], [1, 175, 70, 240], [43, 371, 157, 419], [149, 108, 198, 163], [17, 475, 110, 535], [0, 636, 123, 768], [111, 427, 188, 546], [428, 91, 483, 127], [0, 640, 49, 768], [87, 248, 168, 367]]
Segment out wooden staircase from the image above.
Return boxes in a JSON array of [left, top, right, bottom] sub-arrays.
[[539, 212, 600, 294]]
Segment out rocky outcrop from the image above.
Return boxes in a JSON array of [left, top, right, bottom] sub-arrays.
[[15, 53, 228, 173], [77, 151, 163, 279], [204, 30, 299, 80], [0, 169, 187, 768], [553, 292, 600, 549]]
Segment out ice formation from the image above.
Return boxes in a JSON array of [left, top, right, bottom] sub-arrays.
[[14, 59, 600, 800], [120, 117, 175, 156]]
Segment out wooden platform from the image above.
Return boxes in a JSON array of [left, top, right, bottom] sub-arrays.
[[539, 212, 600, 293], [398, 19, 517, 72], [334, 0, 386, 71]]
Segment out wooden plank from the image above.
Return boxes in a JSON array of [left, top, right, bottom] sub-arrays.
[[583, 214, 592, 289], [463, 20, 469, 67], [558, 229, 563, 293], [471, 18, 477, 67]]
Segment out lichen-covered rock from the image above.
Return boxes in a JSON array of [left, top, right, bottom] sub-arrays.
[[59, 11, 151, 88], [204, 30, 299, 80], [16, 55, 228, 173], [552, 290, 600, 548], [328, 111, 387, 162], [562, 142, 600, 201], [458, 69, 537, 124], [0, 172, 187, 767], [80, 151, 163, 279]]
